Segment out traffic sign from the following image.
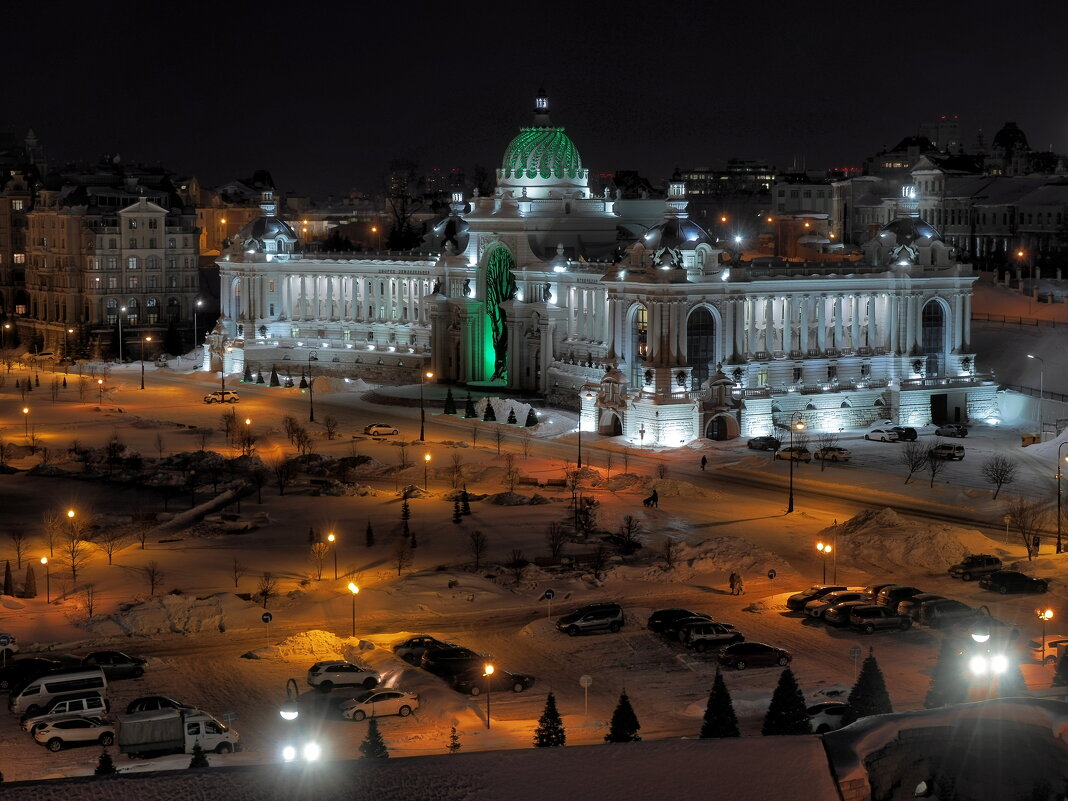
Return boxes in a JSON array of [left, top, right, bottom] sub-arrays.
[[579, 675, 592, 688], [767, 569, 777, 580], [1033, 536, 1041, 551], [0, 635, 11, 647], [579, 674, 593, 716], [542, 589, 555, 601], [262, 612, 273, 624], [849, 646, 862, 659]]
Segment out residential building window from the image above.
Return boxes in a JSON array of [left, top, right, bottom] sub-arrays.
[[127, 257, 138, 270], [128, 219, 137, 230], [168, 275, 177, 288], [107, 257, 117, 270], [128, 238, 137, 249], [109, 238, 117, 249], [13, 253, 25, 264], [146, 297, 159, 324], [147, 219, 158, 229], [148, 238, 157, 249], [126, 299, 138, 324], [269, 303, 275, 315], [268, 280, 275, 292], [168, 257, 177, 270], [11, 199, 24, 211], [167, 238, 176, 248], [107, 276, 118, 289], [167, 297, 180, 321], [148, 276, 158, 289], [128, 276, 140, 290], [106, 298, 118, 324]]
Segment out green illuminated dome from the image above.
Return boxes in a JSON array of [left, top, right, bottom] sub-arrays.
[[500, 126, 583, 181]]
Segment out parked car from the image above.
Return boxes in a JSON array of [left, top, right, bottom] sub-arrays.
[[930, 443, 965, 461], [979, 570, 1048, 594], [647, 609, 704, 634], [918, 599, 974, 628], [849, 605, 912, 633], [662, 615, 713, 642], [10, 669, 108, 716], [393, 636, 452, 665], [948, 554, 1002, 581], [935, 424, 968, 438], [450, 665, 535, 695], [775, 446, 812, 462], [806, 590, 868, 618], [896, 593, 946, 620], [0, 657, 73, 692], [682, 622, 744, 653], [717, 642, 791, 671], [891, 426, 919, 441], [125, 696, 190, 714], [306, 660, 379, 692], [875, 586, 924, 608], [860, 583, 896, 601], [786, 585, 848, 611], [865, 429, 899, 442], [81, 651, 146, 680], [33, 716, 115, 751], [807, 701, 849, 733], [0, 632, 18, 661], [203, 390, 239, 404], [363, 423, 399, 436], [338, 689, 420, 721], [746, 436, 781, 451], [419, 647, 484, 678], [21, 692, 109, 732], [1027, 634, 1068, 665], [555, 603, 624, 636], [814, 447, 852, 462], [823, 600, 873, 627]]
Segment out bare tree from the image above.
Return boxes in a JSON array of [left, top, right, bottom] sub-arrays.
[[608, 515, 643, 555], [221, 408, 237, 445], [468, 529, 487, 571], [250, 466, 269, 503], [656, 462, 668, 479], [813, 432, 840, 472], [84, 584, 96, 618], [899, 442, 929, 485], [660, 537, 682, 569], [238, 429, 256, 458], [293, 428, 314, 456], [135, 524, 149, 550], [7, 529, 28, 569], [273, 459, 296, 496], [1005, 496, 1050, 560], [546, 522, 566, 562], [494, 427, 505, 456], [62, 530, 91, 585], [981, 455, 1018, 500], [197, 428, 212, 451], [470, 422, 479, 447], [926, 446, 948, 487], [95, 529, 126, 565], [502, 453, 520, 491], [605, 452, 613, 482], [588, 545, 609, 580], [507, 549, 528, 584], [155, 432, 165, 460], [393, 536, 413, 576], [397, 443, 409, 469], [449, 453, 465, 489], [257, 572, 278, 608], [230, 558, 247, 590], [323, 416, 339, 441], [310, 541, 330, 580], [622, 449, 630, 473], [521, 431, 533, 458], [143, 561, 165, 595], [282, 415, 300, 444]]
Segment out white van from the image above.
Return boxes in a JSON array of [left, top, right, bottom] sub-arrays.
[[10, 669, 108, 716]]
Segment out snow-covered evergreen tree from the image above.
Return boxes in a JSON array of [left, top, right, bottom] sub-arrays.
[[604, 690, 641, 742], [925, 638, 967, 708], [188, 742, 209, 768], [700, 669, 740, 738], [360, 717, 389, 758], [843, 648, 893, 724], [762, 668, 810, 735], [94, 748, 117, 775], [534, 692, 566, 747]]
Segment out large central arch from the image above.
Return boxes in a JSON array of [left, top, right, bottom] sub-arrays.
[[686, 305, 717, 389], [921, 299, 946, 376]]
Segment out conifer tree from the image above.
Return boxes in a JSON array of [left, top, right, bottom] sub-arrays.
[[446, 726, 461, 754], [464, 394, 477, 419], [534, 692, 566, 747], [525, 408, 538, 427], [700, 669, 740, 738], [443, 387, 457, 415], [95, 748, 117, 776], [242, 363, 252, 382], [269, 366, 280, 387], [452, 500, 462, 524], [762, 668, 810, 735], [843, 649, 893, 725], [256, 371, 265, 384], [22, 564, 36, 599], [483, 401, 496, 422], [604, 690, 641, 743], [461, 485, 471, 515], [360, 717, 389, 758], [925, 638, 967, 708], [365, 519, 375, 547], [188, 742, 209, 768], [507, 407, 517, 425], [401, 495, 411, 539], [3, 561, 11, 596]]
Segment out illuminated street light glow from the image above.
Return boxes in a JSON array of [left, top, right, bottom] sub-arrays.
[[282, 745, 296, 762], [303, 742, 321, 762]]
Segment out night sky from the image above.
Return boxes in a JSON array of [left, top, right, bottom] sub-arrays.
[[4, 1, 1065, 196]]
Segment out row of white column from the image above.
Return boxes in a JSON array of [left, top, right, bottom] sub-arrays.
[[566, 285, 607, 342]]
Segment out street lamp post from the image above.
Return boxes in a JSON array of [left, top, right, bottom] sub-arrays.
[[279, 677, 319, 763], [3, 323, 10, 350], [118, 306, 126, 362], [1039, 608, 1054, 665], [97, 378, 104, 405], [787, 413, 806, 513], [40, 557, 49, 603], [419, 371, 434, 441], [816, 541, 832, 583], [307, 352, 316, 423], [65, 328, 74, 361], [1027, 354, 1045, 437], [193, 299, 203, 349], [423, 453, 431, 491], [21, 407, 28, 439], [1058, 443, 1068, 555], [483, 663, 494, 729], [347, 582, 359, 637], [140, 335, 152, 390], [327, 533, 337, 580]]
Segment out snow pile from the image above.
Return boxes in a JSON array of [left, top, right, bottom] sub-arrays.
[[638, 536, 790, 582], [487, 491, 530, 506], [84, 592, 265, 636], [651, 478, 717, 499], [831, 508, 1000, 573], [603, 472, 644, 492], [266, 630, 346, 660]]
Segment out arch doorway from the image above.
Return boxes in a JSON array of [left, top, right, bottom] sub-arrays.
[[687, 306, 716, 389], [921, 300, 945, 377], [598, 410, 623, 436], [705, 413, 739, 441]]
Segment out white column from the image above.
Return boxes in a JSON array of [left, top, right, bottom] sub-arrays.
[[746, 297, 757, 356], [952, 293, 963, 351], [763, 295, 774, 352], [850, 294, 860, 351], [799, 295, 809, 354], [784, 295, 796, 353], [962, 293, 972, 349], [866, 295, 877, 349]]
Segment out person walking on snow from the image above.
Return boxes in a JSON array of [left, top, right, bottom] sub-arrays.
[[735, 576, 745, 595], [650, 489, 659, 508], [728, 572, 738, 594], [700, 455, 707, 471]]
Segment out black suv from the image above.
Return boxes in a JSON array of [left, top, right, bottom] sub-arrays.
[[891, 426, 918, 441], [849, 605, 912, 633], [419, 647, 484, 678], [555, 603, 624, 636], [786, 585, 848, 611], [948, 554, 1002, 581], [876, 585, 924, 608], [747, 436, 781, 451]]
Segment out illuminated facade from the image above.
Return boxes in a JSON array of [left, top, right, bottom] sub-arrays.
[[214, 93, 997, 443]]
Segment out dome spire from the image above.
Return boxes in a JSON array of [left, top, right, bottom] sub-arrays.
[[532, 88, 552, 127]]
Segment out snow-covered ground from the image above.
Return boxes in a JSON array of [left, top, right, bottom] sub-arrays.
[[0, 357, 1066, 782]]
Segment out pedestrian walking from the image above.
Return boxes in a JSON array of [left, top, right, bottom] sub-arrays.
[[736, 576, 745, 595], [728, 572, 738, 595], [700, 455, 707, 471], [650, 489, 659, 508]]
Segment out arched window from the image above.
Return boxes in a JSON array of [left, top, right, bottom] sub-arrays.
[[146, 297, 159, 324], [686, 306, 716, 388], [125, 298, 138, 324], [921, 300, 946, 377], [630, 304, 648, 387]]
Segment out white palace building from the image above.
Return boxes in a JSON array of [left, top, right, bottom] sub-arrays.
[[210, 93, 998, 445]]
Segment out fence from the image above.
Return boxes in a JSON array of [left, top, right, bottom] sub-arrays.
[[972, 313, 1064, 329]]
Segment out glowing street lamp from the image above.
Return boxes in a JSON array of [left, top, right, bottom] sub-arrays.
[[787, 413, 806, 513], [483, 663, 494, 729], [423, 453, 431, 491], [140, 335, 153, 390], [1039, 608, 1054, 664], [347, 582, 359, 637], [97, 378, 104, 405], [21, 407, 28, 439], [118, 306, 126, 362], [419, 370, 434, 441], [816, 541, 832, 583], [327, 532, 337, 580], [40, 556, 49, 603], [193, 299, 203, 347]]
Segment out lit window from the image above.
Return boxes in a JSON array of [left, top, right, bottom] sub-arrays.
[[11, 199, 24, 211], [13, 253, 25, 264]]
